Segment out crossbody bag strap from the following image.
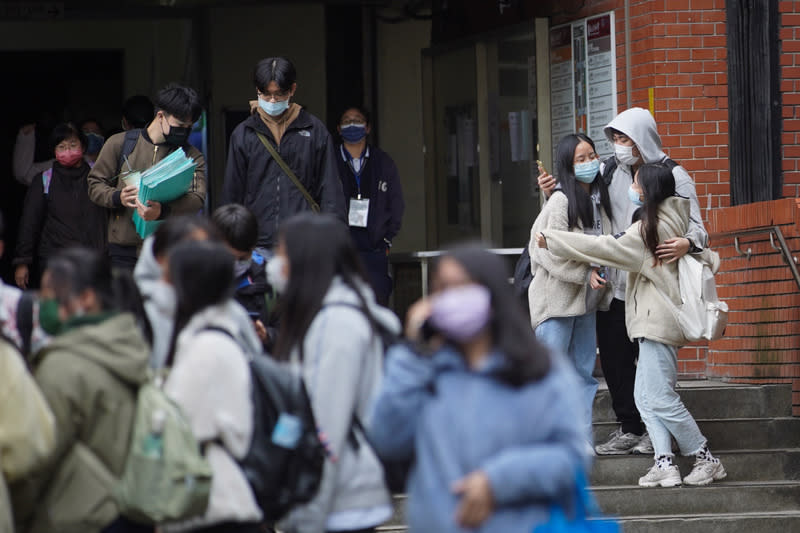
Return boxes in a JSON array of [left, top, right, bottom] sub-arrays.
[[256, 132, 320, 213]]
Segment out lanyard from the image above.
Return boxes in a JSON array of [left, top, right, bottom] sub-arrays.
[[341, 145, 369, 199]]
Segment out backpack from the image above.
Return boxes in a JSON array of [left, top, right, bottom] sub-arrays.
[[655, 253, 729, 342], [513, 247, 533, 317], [114, 377, 213, 524], [206, 327, 325, 522], [600, 155, 678, 186]]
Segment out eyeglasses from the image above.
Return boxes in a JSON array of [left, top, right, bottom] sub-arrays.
[[257, 90, 291, 102]]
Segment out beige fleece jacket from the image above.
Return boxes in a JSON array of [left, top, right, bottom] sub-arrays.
[[527, 190, 613, 328], [541, 196, 719, 347]]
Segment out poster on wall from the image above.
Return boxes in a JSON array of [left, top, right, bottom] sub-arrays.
[[550, 11, 617, 160]]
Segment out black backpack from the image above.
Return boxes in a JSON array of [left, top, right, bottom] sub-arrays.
[[512, 247, 533, 317], [206, 327, 325, 522]]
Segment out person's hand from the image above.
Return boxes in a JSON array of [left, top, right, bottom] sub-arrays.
[[537, 168, 556, 198], [656, 237, 690, 263], [254, 319, 268, 343], [590, 268, 607, 290], [20, 124, 35, 135], [14, 265, 29, 289], [452, 471, 494, 529], [405, 298, 433, 341], [535, 232, 548, 249], [120, 185, 139, 208], [136, 199, 162, 221]]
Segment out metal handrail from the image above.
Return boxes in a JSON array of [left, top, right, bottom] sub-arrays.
[[729, 226, 800, 291]]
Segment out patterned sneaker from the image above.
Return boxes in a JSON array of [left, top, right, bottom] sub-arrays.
[[595, 427, 642, 455], [638, 464, 682, 488], [632, 432, 654, 455], [683, 459, 727, 486]]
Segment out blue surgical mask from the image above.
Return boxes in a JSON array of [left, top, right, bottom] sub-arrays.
[[574, 159, 600, 183], [85, 132, 105, 155], [628, 186, 644, 207], [259, 98, 290, 117], [341, 124, 367, 144]]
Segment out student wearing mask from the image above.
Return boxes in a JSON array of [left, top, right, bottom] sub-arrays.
[[535, 163, 725, 487], [271, 213, 399, 533], [13, 123, 108, 290], [88, 84, 207, 271], [223, 57, 346, 249], [538, 108, 707, 456], [335, 107, 404, 306], [80, 119, 106, 166], [369, 245, 589, 533], [122, 95, 155, 131], [528, 133, 613, 446]]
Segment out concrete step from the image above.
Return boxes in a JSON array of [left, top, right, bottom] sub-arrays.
[[594, 481, 800, 517], [593, 417, 800, 451], [592, 382, 792, 423], [617, 511, 800, 533], [590, 449, 800, 486]]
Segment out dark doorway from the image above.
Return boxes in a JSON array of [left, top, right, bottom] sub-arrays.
[[0, 50, 123, 284]]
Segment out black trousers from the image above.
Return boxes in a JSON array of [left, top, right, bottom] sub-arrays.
[[596, 298, 644, 435], [359, 248, 392, 306]]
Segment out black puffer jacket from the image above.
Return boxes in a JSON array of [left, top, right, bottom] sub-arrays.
[[14, 161, 107, 266], [223, 110, 347, 248]]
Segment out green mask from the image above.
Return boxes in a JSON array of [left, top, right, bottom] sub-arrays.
[[39, 298, 63, 336]]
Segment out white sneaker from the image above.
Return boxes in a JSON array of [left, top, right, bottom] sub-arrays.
[[638, 464, 682, 488], [595, 428, 641, 455], [632, 432, 654, 455], [683, 459, 727, 486]]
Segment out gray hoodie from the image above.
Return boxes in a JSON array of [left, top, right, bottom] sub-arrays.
[[280, 277, 400, 533], [602, 107, 708, 300]]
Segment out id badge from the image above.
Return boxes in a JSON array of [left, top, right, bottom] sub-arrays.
[[271, 413, 302, 449], [348, 198, 370, 228]]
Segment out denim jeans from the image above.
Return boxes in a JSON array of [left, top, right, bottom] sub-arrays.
[[633, 339, 706, 457], [536, 313, 598, 442]]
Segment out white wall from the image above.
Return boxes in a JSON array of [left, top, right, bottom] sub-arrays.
[[376, 18, 431, 253]]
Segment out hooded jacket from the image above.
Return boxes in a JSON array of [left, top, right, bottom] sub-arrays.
[[87, 128, 207, 248], [11, 313, 149, 533], [163, 302, 263, 531], [336, 144, 405, 251], [14, 161, 108, 267], [223, 110, 347, 249], [541, 197, 720, 347], [603, 107, 708, 300], [369, 345, 589, 533], [0, 338, 56, 533], [280, 277, 400, 533], [528, 188, 613, 328]]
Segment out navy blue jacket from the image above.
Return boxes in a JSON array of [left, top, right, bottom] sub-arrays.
[[336, 144, 404, 251]]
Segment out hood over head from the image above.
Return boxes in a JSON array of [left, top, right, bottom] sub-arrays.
[[604, 107, 667, 165]]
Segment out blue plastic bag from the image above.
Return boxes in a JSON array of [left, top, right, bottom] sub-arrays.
[[533, 470, 620, 533]]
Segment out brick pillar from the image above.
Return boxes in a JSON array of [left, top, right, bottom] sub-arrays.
[[707, 199, 800, 416], [781, 0, 800, 197]]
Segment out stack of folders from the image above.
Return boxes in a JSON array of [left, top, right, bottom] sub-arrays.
[[132, 148, 198, 239]]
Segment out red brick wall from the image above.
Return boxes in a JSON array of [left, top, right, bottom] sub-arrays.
[[781, 1, 800, 198], [707, 199, 800, 416]]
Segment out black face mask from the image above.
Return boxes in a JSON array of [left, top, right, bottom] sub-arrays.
[[161, 118, 191, 147]]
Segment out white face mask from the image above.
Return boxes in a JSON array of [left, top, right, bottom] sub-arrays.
[[615, 143, 640, 166], [266, 256, 289, 294]]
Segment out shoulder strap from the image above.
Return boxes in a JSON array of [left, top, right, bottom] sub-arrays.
[[117, 129, 142, 174], [601, 156, 617, 186], [16, 291, 34, 358], [42, 168, 53, 195], [256, 132, 320, 213], [664, 157, 679, 171]]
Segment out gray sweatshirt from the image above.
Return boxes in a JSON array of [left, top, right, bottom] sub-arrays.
[[603, 107, 708, 300]]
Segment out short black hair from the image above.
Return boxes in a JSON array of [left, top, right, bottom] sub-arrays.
[[340, 106, 371, 126], [50, 123, 87, 152], [156, 84, 202, 123], [212, 204, 259, 253], [152, 215, 216, 260], [123, 95, 155, 129], [253, 57, 297, 93]]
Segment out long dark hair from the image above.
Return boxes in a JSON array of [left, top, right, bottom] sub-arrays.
[[554, 133, 612, 230], [634, 162, 676, 265], [151, 214, 217, 260], [273, 213, 370, 361], [165, 240, 235, 367], [434, 244, 551, 387], [45, 247, 152, 342]]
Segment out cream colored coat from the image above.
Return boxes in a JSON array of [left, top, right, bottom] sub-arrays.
[[541, 197, 719, 347]]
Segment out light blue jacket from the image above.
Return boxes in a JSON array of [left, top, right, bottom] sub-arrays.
[[369, 344, 590, 533]]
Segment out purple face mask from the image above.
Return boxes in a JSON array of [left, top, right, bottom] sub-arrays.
[[429, 284, 491, 343]]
